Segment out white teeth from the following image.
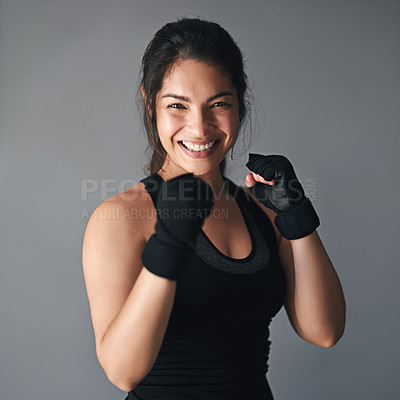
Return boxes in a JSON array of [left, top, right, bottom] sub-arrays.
[[182, 140, 216, 152]]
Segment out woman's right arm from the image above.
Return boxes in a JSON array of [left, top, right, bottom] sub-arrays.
[[82, 199, 177, 392]]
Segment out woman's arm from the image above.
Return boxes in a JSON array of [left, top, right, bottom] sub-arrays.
[[278, 229, 346, 347], [243, 187, 346, 347], [82, 196, 177, 392]]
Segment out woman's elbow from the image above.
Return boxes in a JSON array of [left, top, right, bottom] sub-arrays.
[[318, 335, 342, 348], [108, 376, 137, 393], [97, 347, 145, 393], [317, 326, 346, 348], [303, 323, 345, 348]]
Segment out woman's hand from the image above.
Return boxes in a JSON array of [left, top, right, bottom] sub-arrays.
[[244, 153, 320, 240], [154, 173, 214, 250], [245, 154, 307, 213], [141, 173, 214, 280]]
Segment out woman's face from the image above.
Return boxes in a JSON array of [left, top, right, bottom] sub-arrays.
[[154, 58, 240, 176]]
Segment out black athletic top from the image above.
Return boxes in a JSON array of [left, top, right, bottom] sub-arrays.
[[127, 173, 287, 400]]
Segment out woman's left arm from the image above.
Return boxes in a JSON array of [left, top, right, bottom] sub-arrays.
[[278, 229, 346, 348], [244, 153, 346, 348]]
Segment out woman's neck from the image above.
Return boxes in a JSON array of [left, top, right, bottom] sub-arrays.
[[156, 163, 229, 203]]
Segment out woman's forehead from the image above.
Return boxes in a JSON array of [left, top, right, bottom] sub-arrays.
[[159, 59, 235, 96]]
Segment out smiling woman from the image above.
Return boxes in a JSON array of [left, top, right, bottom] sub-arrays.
[[82, 16, 345, 400], [154, 59, 239, 175], [138, 17, 249, 181]]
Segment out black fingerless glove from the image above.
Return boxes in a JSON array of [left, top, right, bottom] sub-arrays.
[[141, 173, 214, 281], [246, 153, 320, 240]]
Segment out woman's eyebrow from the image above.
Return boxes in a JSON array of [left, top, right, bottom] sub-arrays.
[[161, 91, 234, 103]]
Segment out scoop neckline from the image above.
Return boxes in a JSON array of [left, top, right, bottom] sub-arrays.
[[150, 172, 256, 263]]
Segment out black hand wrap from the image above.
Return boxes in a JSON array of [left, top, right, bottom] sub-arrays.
[[141, 173, 214, 281], [246, 153, 320, 240]]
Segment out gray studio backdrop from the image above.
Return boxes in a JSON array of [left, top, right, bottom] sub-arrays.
[[1, 0, 398, 399]]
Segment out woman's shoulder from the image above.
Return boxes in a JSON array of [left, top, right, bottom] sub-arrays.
[[85, 181, 156, 242], [239, 185, 282, 247]]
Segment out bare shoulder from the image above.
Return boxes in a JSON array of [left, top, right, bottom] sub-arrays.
[[82, 181, 156, 350], [85, 181, 155, 242], [240, 185, 282, 247]]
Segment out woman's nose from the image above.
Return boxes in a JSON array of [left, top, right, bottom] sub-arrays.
[[187, 108, 212, 135]]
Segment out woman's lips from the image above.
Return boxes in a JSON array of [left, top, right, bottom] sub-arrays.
[[178, 140, 220, 158]]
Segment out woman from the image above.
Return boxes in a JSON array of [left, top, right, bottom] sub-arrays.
[[82, 17, 346, 400]]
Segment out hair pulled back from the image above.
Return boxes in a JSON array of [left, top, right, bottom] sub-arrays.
[[138, 17, 250, 175]]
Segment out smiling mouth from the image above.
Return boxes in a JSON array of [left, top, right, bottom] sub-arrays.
[[179, 140, 218, 152]]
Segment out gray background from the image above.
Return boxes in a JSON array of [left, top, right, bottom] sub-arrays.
[[1, 0, 398, 399]]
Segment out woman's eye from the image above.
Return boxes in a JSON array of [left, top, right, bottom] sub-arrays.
[[167, 102, 230, 110], [212, 102, 231, 108], [168, 103, 186, 109]]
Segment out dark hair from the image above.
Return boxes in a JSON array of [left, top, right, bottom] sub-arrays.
[[138, 17, 251, 176]]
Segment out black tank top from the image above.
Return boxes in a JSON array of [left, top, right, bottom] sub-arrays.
[[132, 172, 287, 398]]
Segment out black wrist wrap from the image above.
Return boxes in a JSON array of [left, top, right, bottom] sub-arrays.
[[141, 234, 193, 281], [274, 198, 320, 240]]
